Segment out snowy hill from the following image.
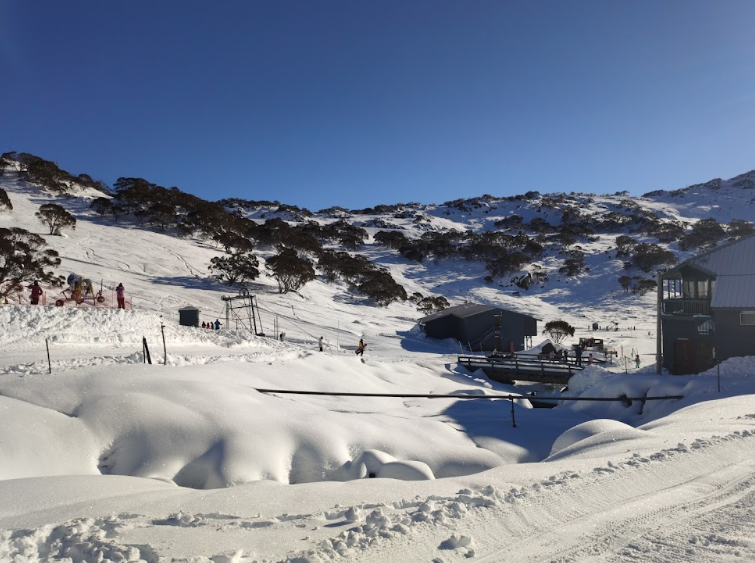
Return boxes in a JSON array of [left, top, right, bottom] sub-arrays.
[[1, 160, 755, 562]]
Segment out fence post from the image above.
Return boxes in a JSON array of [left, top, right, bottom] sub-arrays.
[[45, 338, 51, 374], [142, 337, 152, 365], [161, 323, 167, 365], [509, 397, 517, 428]]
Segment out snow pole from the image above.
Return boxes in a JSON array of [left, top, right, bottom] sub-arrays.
[[717, 363, 721, 393], [45, 338, 51, 374], [509, 397, 517, 428], [656, 270, 663, 374], [160, 322, 167, 365]]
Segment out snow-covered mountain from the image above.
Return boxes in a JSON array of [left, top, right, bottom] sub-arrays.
[[1, 157, 755, 562], [3, 154, 755, 340]]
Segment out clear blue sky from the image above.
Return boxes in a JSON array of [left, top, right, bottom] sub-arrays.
[[2, 1, 754, 210]]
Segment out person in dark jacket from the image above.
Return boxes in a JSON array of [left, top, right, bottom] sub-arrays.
[[575, 345, 583, 366], [116, 283, 126, 309], [29, 281, 43, 305]]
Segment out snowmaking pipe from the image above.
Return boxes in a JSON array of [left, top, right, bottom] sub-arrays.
[[254, 389, 684, 401], [255, 389, 684, 428]]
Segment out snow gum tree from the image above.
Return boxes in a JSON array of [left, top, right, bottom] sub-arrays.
[[208, 252, 260, 287], [35, 203, 76, 235], [0, 188, 12, 212], [542, 320, 575, 344], [0, 227, 64, 297], [266, 248, 315, 294]]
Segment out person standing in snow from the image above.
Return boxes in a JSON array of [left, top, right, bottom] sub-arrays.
[[355, 339, 365, 356], [575, 345, 582, 366], [635, 354, 641, 369], [116, 283, 125, 309], [29, 281, 43, 305], [588, 352, 593, 365], [318, 336, 324, 352], [214, 319, 221, 330]]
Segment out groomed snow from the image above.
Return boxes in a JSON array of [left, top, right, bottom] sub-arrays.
[[1, 176, 755, 561]]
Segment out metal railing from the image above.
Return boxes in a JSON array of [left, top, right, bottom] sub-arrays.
[[662, 299, 710, 316], [457, 354, 584, 378]]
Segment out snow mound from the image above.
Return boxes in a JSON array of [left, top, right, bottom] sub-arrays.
[[548, 419, 647, 458]]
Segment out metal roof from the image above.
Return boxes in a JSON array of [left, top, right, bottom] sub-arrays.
[[666, 234, 755, 277], [418, 303, 494, 323], [418, 303, 537, 324], [711, 276, 755, 308]]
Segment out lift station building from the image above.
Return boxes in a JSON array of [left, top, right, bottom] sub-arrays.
[[419, 303, 538, 353]]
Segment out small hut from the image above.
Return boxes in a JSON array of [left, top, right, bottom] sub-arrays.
[[178, 306, 200, 327]]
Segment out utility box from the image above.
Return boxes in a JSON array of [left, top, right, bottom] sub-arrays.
[[178, 306, 200, 327]]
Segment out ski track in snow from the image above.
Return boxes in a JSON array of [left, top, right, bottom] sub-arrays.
[[288, 430, 755, 563], [2, 429, 752, 562]]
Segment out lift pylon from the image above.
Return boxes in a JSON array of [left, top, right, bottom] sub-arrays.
[[221, 288, 265, 336]]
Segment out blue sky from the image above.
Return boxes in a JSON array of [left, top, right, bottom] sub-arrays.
[[2, 1, 754, 210]]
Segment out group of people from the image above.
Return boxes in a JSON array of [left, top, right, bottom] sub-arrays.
[[24, 281, 127, 309], [547, 344, 641, 369], [546, 346, 593, 366], [201, 320, 221, 330]]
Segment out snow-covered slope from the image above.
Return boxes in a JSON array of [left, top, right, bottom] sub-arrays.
[[1, 169, 755, 562]]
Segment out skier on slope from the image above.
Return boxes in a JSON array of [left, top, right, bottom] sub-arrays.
[[355, 338, 366, 356]]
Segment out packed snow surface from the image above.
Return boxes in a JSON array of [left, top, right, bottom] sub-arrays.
[[1, 176, 755, 561]]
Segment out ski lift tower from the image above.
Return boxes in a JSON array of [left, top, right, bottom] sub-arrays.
[[221, 288, 265, 336]]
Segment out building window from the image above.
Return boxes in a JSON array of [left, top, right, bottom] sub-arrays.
[[697, 280, 708, 299], [740, 312, 755, 325], [666, 279, 682, 298], [697, 319, 714, 334]]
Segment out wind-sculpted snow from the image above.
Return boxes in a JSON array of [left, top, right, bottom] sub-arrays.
[[0, 355, 521, 486]]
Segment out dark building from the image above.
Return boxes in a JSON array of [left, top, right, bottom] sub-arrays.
[[178, 306, 200, 327], [419, 303, 538, 352], [661, 234, 755, 374]]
